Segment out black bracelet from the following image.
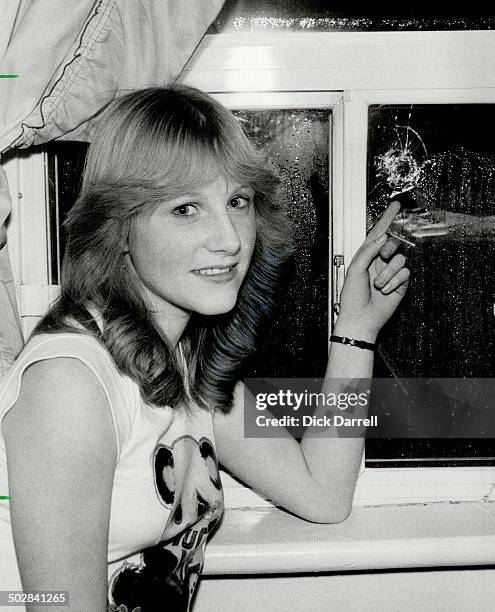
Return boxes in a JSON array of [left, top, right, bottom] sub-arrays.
[[330, 335, 376, 352]]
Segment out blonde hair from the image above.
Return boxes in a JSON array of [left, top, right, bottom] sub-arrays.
[[36, 85, 292, 412]]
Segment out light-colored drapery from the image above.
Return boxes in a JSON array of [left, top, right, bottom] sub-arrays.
[[0, 0, 224, 369], [0, 171, 22, 375]]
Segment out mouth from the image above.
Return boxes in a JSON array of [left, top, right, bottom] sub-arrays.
[[192, 263, 238, 277]]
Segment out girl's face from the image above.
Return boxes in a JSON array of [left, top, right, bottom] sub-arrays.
[[129, 175, 257, 330]]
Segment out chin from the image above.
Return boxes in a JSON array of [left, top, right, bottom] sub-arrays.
[[194, 297, 238, 316]]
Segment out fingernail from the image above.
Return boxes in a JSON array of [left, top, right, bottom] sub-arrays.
[[374, 276, 384, 288], [382, 282, 392, 293], [375, 232, 387, 243]]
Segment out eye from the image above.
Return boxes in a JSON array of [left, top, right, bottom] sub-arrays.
[[173, 203, 197, 217], [229, 195, 252, 210]]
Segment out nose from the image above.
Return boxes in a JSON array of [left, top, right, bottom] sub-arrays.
[[207, 210, 241, 255]]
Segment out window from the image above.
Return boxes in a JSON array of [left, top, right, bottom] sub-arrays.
[[367, 103, 495, 467], [6, 29, 495, 506]]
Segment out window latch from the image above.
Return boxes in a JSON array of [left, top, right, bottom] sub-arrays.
[[332, 254, 345, 320]]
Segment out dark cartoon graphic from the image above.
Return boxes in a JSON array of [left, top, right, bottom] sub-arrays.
[[108, 435, 223, 612]]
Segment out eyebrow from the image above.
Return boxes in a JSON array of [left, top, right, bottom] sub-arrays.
[[179, 184, 254, 198], [228, 184, 255, 194]]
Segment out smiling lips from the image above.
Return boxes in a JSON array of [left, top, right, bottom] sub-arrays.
[[192, 263, 238, 277]]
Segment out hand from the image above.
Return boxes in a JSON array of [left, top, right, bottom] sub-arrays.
[[335, 201, 410, 341]]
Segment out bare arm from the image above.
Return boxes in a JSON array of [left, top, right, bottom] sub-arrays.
[[214, 375, 363, 524], [214, 202, 409, 523], [2, 358, 117, 612], [214, 341, 374, 524]]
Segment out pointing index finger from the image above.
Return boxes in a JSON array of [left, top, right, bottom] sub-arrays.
[[366, 201, 401, 242]]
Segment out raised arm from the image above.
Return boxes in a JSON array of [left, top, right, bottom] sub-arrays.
[[299, 201, 409, 516], [214, 202, 409, 523], [1, 358, 117, 612]]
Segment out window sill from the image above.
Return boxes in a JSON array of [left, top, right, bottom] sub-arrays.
[[203, 501, 495, 575], [220, 467, 495, 509]]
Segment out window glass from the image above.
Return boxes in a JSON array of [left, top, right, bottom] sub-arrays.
[[46, 141, 87, 284], [367, 104, 495, 466], [234, 109, 329, 378], [210, 1, 495, 33]]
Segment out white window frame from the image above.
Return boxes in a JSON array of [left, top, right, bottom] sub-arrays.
[[2, 151, 59, 339], [4, 30, 495, 510]]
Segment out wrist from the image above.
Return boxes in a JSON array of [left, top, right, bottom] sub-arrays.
[[332, 317, 378, 344]]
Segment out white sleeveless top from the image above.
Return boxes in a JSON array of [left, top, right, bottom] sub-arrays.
[[0, 332, 224, 612]]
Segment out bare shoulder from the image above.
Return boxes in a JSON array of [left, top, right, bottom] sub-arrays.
[[2, 356, 117, 462], [10, 355, 107, 394]]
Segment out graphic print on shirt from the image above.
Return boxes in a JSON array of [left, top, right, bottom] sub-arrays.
[[108, 435, 223, 612]]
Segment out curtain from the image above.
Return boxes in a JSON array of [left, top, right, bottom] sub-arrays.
[[0, 171, 22, 375], [0, 0, 224, 369]]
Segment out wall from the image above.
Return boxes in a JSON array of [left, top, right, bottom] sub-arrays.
[[194, 568, 495, 612]]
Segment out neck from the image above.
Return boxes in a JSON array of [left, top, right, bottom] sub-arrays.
[[150, 306, 191, 349]]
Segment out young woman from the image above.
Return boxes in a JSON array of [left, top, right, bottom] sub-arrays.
[[0, 85, 409, 611]]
